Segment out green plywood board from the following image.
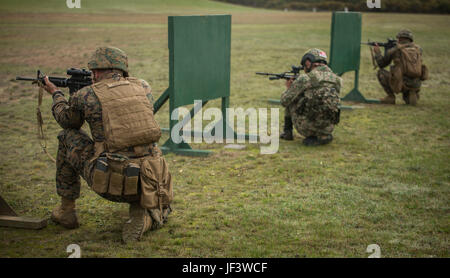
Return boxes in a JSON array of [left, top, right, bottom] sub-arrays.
[[329, 12, 362, 75], [168, 15, 231, 108], [153, 15, 234, 156], [329, 12, 380, 104]]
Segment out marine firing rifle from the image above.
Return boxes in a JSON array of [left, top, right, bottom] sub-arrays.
[[16, 68, 93, 163], [16, 68, 93, 94], [256, 65, 303, 80], [361, 38, 397, 69]]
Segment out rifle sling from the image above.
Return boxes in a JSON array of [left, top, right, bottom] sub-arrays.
[[36, 83, 56, 163]]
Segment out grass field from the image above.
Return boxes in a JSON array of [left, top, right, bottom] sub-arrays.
[[0, 0, 449, 258]]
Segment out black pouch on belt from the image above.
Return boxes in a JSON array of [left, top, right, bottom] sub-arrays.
[[124, 163, 140, 196], [92, 157, 109, 194]]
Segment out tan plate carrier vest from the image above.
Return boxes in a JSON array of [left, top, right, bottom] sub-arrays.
[[92, 77, 161, 153], [90, 77, 172, 212]]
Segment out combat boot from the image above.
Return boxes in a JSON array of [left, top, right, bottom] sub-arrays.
[[380, 94, 396, 104], [51, 197, 79, 229], [122, 202, 153, 243], [317, 135, 333, 145], [403, 92, 410, 104], [408, 92, 418, 106], [280, 130, 293, 141], [280, 115, 294, 141], [302, 136, 318, 146], [148, 205, 173, 231]]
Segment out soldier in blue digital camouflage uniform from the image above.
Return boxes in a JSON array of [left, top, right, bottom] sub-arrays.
[[280, 49, 342, 146]]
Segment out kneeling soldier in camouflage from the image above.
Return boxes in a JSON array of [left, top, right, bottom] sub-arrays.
[[374, 29, 429, 105], [280, 49, 342, 146], [41, 46, 173, 243]]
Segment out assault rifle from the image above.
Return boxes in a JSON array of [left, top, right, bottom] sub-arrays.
[[16, 68, 93, 94], [16, 68, 93, 163], [361, 38, 397, 54], [256, 65, 303, 80], [361, 38, 397, 69]]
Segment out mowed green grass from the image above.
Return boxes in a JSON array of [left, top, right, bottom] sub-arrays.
[[0, 0, 449, 257]]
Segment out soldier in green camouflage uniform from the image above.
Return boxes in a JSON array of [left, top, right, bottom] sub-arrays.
[[53, 79, 154, 201], [280, 49, 342, 146], [374, 29, 425, 105], [42, 47, 168, 242]]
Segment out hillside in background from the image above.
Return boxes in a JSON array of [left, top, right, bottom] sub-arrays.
[[0, 0, 256, 14], [215, 0, 450, 13]]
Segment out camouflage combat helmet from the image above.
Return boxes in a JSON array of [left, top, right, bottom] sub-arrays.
[[88, 46, 129, 76], [396, 29, 414, 42], [301, 48, 328, 67]]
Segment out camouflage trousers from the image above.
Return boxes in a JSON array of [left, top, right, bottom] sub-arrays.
[[287, 108, 334, 138], [377, 69, 421, 101], [56, 129, 94, 200], [56, 128, 139, 203]]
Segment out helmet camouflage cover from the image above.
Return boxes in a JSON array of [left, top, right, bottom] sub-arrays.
[[88, 46, 129, 75], [301, 48, 328, 66], [396, 29, 414, 41]]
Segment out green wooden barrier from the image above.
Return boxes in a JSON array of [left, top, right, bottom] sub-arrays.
[[153, 15, 242, 156], [329, 12, 379, 103]]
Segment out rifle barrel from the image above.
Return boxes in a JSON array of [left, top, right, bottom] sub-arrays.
[[361, 41, 392, 48], [16, 77, 36, 81], [16, 69, 92, 95]]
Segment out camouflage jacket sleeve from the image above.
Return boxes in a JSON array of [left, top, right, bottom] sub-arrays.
[[280, 74, 311, 107], [375, 47, 395, 68], [140, 79, 154, 110], [51, 91, 84, 130]]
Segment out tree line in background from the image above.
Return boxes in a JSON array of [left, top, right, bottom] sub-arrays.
[[216, 0, 450, 14]]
